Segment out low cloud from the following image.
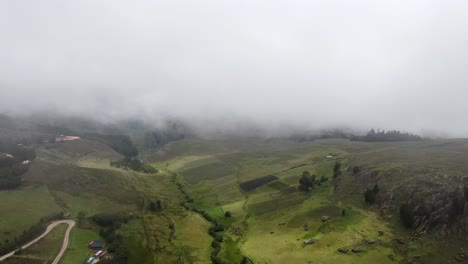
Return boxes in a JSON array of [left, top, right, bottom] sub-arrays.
[[1, 1, 468, 136]]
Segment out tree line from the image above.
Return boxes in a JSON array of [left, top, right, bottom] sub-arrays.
[[0, 142, 36, 190], [351, 129, 422, 142], [110, 158, 157, 174]]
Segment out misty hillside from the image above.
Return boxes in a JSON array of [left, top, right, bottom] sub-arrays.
[[1, 1, 468, 264]]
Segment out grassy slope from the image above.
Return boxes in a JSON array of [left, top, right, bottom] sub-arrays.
[[2, 134, 467, 263], [0, 185, 62, 244], [37, 139, 213, 263], [152, 138, 467, 264], [21, 224, 68, 262]]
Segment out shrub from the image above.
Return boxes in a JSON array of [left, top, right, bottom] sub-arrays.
[[364, 189, 376, 204], [399, 203, 414, 228]]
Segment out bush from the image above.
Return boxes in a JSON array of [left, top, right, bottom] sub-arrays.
[[372, 183, 380, 194], [364, 189, 376, 204], [333, 162, 341, 178], [399, 203, 414, 228], [319, 175, 328, 182]]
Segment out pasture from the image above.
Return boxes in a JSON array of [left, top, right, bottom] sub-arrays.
[[153, 138, 468, 264]]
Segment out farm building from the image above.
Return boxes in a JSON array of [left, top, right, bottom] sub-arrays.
[[55, 135, 80, 142], [0, 153, 14, 158], [88, 240, 105, 249]]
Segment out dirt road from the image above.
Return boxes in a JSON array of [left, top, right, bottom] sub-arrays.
[[0, 219, 76, 263]]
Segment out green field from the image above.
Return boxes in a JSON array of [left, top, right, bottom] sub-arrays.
[[0, 133, 467, 264], [0, 185, 62, 245], [151, 138, 468, 264]]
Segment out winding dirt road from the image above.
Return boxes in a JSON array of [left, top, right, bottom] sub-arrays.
[[0, 219, 76, 263]]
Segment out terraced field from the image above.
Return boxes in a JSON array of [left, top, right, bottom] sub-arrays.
[[1, 133, 467, 263], [152, 138, 468, 264]]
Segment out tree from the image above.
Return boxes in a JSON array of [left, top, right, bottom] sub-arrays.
[[149, 200, 163, 212], [364, 189, 376, 204], [464, 185, 468, 202], [333, 161, 341, 179], [399, 203, 414, 228], [352, 166, 360, 174], [449, 195, 464, 222], [372, 183, 380, 194], [299, 171, 316, 192]]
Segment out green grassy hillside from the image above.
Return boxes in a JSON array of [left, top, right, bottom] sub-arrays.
[[152, 138, 468, 264], [0, 130, 467, 264]]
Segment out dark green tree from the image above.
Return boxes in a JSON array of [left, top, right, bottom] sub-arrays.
[[364, 189, 376, 204], [299, 171, 316, 192], [352, 166, 360, 174], [399, 203, 414, 228], [372, 183, 380, 194], [333, 161, 341, 178], [464, 185, 468, 202]]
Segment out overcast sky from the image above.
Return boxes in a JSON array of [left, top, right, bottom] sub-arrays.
[[1, 1, 468, 136]]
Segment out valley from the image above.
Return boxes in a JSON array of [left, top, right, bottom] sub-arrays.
[[0, 130, 467, 264]]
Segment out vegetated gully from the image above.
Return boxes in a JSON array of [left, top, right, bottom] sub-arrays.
[[163, 161, 318, 263], [164, 167, 246, 263]]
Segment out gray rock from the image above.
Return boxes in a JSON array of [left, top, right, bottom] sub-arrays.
[[352, 246, 365, 253], [337, 247, 349, 253], [394, 238, 405, 244], [303, 239, 318, 245]]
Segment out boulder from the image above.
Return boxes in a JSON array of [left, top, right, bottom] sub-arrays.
[[321, 216, 330, 222], [337, 247, 349, 253], [394, 238, 406, 244], [303, 239, 318, 245], [352, 246, 365, 253]]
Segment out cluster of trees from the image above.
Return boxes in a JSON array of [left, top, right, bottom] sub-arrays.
[[0, 142, 36, 162], [333, 161, 341, 179], [0, 142, 35, 190], [110, 158, 157, 174], [299, 171, 316, 192], [0, 164, 27, 189], [91, 213, 132, 264], [298, 171, 329, 192], [351, 129, 422, 142], [364, 184, 380, 204], [148, 200, 164, 212], [85, 134, 138, 157]]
